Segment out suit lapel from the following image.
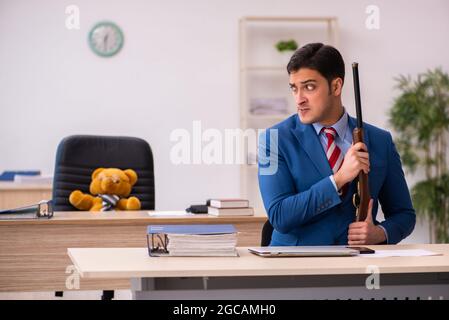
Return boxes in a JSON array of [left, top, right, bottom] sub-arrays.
[[290, 116, 332, 178]]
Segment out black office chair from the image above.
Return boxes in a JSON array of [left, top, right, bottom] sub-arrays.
[[52, 135, 155, 300], [261, 220, 274, 246]]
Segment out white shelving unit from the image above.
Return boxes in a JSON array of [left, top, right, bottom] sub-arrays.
[[239, 16, 338, 214]]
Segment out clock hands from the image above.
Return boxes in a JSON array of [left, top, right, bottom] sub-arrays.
[[103, 33, 109, 51]]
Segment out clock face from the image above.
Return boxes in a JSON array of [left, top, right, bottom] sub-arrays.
[[88, 22, 124, 57]]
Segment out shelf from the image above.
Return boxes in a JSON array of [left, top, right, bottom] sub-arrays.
[[241, 16, 337, 23], [239, 15, 338, 211]]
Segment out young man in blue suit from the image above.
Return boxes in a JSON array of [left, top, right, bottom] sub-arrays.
[[258, 43, 415, 246]]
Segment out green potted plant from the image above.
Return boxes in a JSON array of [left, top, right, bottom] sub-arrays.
[[275, 39, 298, 65], [389, 68, 449, 243], [275, 39, 298, 52]]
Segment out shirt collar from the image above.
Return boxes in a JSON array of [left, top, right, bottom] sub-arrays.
[[312, 108, 348, 138]]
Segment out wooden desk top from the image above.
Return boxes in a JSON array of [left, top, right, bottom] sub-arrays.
[[0, 210, 267, 226], [68, 244, 449, 279]]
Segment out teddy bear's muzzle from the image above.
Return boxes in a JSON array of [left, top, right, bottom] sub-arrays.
[[101, 178, 118, 191]]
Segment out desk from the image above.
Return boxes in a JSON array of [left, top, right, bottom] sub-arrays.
[[0, 182, 52, 209], [0, 211, 266, 292], [68, 244, 449, 300]]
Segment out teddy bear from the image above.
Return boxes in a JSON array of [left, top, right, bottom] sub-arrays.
[[69, 168, 141, 211]]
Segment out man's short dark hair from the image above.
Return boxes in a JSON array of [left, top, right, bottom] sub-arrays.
[[287, 43, 345, 87]]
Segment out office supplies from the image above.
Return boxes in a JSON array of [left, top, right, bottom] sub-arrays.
[[0, 200, 54, 220], [185, 204, 208, 214], [147, 224, 238, 257], [185, 199, 212, 214], [360, 249, 441, 258], [248, 246, 359, 257], [208, 207, 254, 216], [148, 210, 192, 217], [209, 199, 249, 208], [0, 170, 40, 181], [208, 198, 253, 216], [14, 174, 53, 184]]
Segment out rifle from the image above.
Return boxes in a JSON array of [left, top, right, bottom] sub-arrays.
[[352, 62, 370, 221]]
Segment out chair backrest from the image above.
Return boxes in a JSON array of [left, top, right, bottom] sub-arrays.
[[261, 220, 274, 246], [52, 135, 155, 211]]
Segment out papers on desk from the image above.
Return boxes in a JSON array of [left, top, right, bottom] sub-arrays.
[[167, 233, 238, 256], [361, 249, 442, 258], [148, 210, 192, 217], [14, 174, 53, 184], [147, 224, 238, 257]]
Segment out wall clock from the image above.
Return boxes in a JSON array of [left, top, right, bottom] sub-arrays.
[[88, 21, 124, 57]]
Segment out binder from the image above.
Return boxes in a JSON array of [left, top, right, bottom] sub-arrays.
[[147, 224, 238, 257], [0, 170, 40, 181], [0, 200, 54, 220]]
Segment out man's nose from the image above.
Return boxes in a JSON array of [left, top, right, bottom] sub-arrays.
[[295, 91, 307, 106]]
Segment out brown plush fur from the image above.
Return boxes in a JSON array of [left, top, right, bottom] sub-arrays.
[[69, 168, 141, 212]]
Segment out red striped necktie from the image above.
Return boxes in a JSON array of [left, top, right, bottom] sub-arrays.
[[322, 127, 347, 196]]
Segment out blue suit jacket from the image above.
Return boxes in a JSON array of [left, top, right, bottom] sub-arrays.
[[258, 114, 416, 246]]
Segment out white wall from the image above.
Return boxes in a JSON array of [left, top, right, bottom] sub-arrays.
[[1, 0, 448, 243]]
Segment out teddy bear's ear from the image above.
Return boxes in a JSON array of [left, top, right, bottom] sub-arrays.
[[124, 169, 138, 186], [91, 168, 105, 180]]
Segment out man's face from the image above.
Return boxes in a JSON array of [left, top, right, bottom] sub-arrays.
[[289, 68, 340, 125]]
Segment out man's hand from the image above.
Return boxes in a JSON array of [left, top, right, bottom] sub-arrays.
[[333, 142, 370, 190], [348, 199, 386, 245]]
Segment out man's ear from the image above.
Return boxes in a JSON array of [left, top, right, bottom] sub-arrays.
[[331, 78, 343, 96], [91, 168, 104, 180], [124, 169, 138, 186]]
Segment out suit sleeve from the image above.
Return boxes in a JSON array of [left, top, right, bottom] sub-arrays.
[[258, 129, 342, 234], [378, 133, 416, 244]]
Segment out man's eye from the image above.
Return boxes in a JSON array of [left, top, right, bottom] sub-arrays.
[[305, 84, 315, 91], [290, 86, 297, 93]]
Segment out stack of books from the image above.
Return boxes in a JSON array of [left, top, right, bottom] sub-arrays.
[[147, 224, 238, 257], [207, 199, 254, 216]]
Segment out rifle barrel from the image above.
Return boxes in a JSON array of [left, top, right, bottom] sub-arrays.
[[352, 62, 363, 129]]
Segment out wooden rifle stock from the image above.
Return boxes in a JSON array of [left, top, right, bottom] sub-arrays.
[[352, 63, 370, 221]]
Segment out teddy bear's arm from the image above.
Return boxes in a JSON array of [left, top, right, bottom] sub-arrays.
[[69, 190, 100, 211], [116, 196, 141, 211]]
